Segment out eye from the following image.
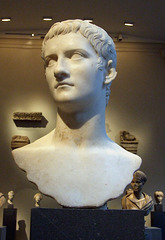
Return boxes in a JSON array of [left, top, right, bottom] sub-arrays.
[[45, 57, 57, 67], [68, 51, 87, 61]]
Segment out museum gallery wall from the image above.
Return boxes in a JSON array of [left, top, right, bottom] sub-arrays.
[[0, 38, 165, 238]]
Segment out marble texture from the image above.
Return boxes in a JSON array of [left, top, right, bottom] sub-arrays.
[[13, 130, 141, 207], [12, 19, 141, 208]]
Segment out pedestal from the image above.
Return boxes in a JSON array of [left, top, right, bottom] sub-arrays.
[[30, 208, 145, 240], [145, 227, 162, 240], [151, 211, 165, 240], [154, 204, 163, 212], [0, 227, 6, 240], [3, 208, 17, 240]]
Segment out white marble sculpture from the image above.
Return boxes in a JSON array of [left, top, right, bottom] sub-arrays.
[[12, 19, 141, 208], [34, 193, 42, 207], [7, 190, 14, 207]]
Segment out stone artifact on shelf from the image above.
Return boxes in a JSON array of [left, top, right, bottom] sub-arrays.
[[122, 170, 153, 215], [12, 19, 142, 208], [13, 112, 42, 121], [34, 193, 42, 208], [11, 135, 30, 149], [0, 192, 6, 208], [120, 131, 139, 154], [154, 191, 164, 212], [7, 191, 14, 208]]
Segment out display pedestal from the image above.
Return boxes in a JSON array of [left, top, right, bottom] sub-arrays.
[[0, 227, 6, 240], [154, 204, 163, 212], [151, 211, 165, 240], [30, 208, 145, 240], [145, 227, 162, 240], [3, 208, 17, 240]]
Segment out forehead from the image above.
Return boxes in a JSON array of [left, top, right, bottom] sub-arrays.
[[44, 32, 96, 57], [132, 175, 142, 181], [156, 193, 163, 196]]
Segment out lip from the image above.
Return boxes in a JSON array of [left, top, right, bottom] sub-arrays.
[[55, 82, 74, 88]]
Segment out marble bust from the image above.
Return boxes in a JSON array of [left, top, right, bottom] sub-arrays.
[[122, 170, 153, 215], [154, 191, 164, 211], [34, 193, 42, 207], [154, 191, 164, 204], [7, 190, 14, 208], [12, 19, 141, 208]]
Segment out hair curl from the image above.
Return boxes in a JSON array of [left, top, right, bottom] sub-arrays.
[[133, 170, 147, 184]]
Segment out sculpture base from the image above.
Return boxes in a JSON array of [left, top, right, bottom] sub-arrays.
[[151, 211, 165, 240], [30, 208, 145, 240], [145, 227, 162, 240], [3, 208, 17, 240], [154, 204, 163, 212], [0, 227, 6, 240]]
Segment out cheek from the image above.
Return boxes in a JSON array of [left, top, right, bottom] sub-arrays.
[[45, 71, 54, 87], [73, 62, 98, 78]]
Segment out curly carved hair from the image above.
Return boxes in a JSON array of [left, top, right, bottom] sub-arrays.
[[41, 19, 117, 105]]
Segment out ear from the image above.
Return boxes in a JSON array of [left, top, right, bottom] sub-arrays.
[[104, 60, 117, 85]]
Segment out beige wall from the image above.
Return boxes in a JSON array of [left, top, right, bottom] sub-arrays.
[[0, 38, 165, 239]]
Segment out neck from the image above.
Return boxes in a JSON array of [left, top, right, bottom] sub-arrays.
[[133, 190, 143, 200], [53, 105, 108, 148]]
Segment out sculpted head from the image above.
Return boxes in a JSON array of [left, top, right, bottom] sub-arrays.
[[42, 19, 117, 105], [8, 190, 14, 201], [34, 193, 42, 202], [154, 191, 164, 204], [131, 170, 147, 192]]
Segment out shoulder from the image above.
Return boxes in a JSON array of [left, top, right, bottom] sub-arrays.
[[12, 129, 55, 161], [13, 129, 55, 152], [106, 140, 142, 166]]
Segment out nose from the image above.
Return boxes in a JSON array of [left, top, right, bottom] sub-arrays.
[[54, 57, 70, 81]]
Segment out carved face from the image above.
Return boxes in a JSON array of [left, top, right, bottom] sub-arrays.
[[131, 176, 144, 192], [44, 32, 107, 112], [8, 191, 14, 200], [155, 193, 163, 204], [35, 195, 41, 202]]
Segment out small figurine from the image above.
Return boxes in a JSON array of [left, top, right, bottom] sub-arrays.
[[7, 190, 14, 208], [122, 170, 153, 215], [154, 191, 164, 212], [122, 131, 136, 141], [34, 193, 42, 207], [0, 192, 6, 208], [154, 191, 164, 204]]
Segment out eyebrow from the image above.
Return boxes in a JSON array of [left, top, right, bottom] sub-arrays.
[[44, 48, 93, 59]]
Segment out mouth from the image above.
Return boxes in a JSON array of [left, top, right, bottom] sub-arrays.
[[55, 82, 74, 89]]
